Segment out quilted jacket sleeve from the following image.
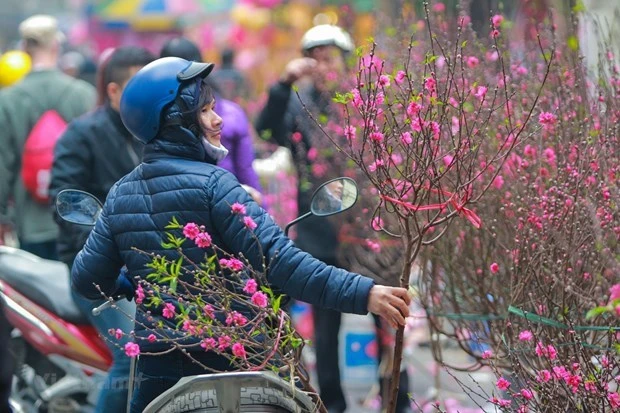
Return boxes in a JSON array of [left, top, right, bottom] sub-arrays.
[[207, 169, 374, 314], [71, 187, 124, 299]]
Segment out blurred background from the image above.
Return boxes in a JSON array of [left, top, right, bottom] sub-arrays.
[[2, 0, 567, 112]]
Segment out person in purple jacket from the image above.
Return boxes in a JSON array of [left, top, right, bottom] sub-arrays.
[[160, 37, 262, 203]]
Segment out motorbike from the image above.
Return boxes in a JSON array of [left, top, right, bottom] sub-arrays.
[[0, 248, 111, 412], [2, 177, 358, 413]]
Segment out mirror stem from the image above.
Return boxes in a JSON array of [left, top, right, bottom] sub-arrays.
[[284, 212, 312, 237]]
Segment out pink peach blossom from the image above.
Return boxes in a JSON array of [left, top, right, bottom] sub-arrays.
[[220, 258, 244, 272], [195, 232, 212, 248], [344, 125, 356, 141], [466, 56, 479, 68], [124, 342, 140, 357], [432, 2, 445, 12], [203, 304, 215, 319], [183, 223, 200, 240], [162, 303, 175, 319], [537, 370, 552, 383], [231, 202, 246, 215], [135, 285, 145, 305], [243, 216, 257, 230], [400, 132, 412, 145], [490, 262, 499, 274], [232, 342, 247, 358], [371, 217, 384, 231], [251, 291, 269, 308], [200, 337, 216, 351], [218, 335, 231, 351], [491, 14, 504, 27], [243, 279, 258, 294], [496, 377, 511, 390]]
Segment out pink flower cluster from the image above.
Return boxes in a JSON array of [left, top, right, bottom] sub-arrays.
[[183, 222, 212, 248], [535, 342, 557, 359], [225, 311, 248, 326], [219, 258, 244, 272]]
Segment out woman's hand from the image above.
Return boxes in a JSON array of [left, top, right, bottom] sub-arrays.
[[367, 285, 411, 329]]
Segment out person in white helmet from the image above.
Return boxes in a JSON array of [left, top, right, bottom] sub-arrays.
[[256, 25, 412, 413]]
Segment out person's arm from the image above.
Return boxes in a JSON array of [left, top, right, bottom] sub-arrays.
[[71, 187, 123, 299], [50, 120, 94, 248], [207, 170, 410, 324], [254, 81, 295, 147]]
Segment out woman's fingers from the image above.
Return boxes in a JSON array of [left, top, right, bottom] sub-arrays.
[[389, 294, 410, 319]]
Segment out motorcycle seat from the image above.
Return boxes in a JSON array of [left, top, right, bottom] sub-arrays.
[[0, 246, 89, 325]]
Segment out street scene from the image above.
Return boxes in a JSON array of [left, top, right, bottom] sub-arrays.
[[0, 1, 618, 412]]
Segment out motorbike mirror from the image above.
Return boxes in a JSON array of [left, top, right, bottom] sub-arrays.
[[284, 177, 358, 237], [55, 189, 103, 226], [310, 177, 358, 216]]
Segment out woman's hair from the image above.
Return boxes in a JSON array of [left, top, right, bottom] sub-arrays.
[[162, 77, 214, 137]]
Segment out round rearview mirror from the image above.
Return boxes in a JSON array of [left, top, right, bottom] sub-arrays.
[[55, 189, 103, 226], [310, 177, 358, 217]]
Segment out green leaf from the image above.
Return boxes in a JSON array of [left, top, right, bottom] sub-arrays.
[[567, 35, 579, 51], [572, 0, 585, 13], [261, 285, 274, 299], [292, 85, 299, 93], [165, 216, 182, 229], [169, 278, 178, 294], [461, 40, 467, 49], [291, 337, 303, 348], [585, 306, 609, 320], [355, 46, 364, 57], [272, 295, 283, 314], [423, 53, 438, 65], [333, 91, 353, 105], [385, 26, 397, 37]]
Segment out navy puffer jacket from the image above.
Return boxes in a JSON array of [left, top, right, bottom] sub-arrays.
[[71, 123, 374, 351]]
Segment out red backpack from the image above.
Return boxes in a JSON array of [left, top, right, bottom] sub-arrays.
[[20, 109, 68, 204]]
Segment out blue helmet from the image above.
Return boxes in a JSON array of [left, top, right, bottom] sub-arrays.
[[120, 57, 214, 144]]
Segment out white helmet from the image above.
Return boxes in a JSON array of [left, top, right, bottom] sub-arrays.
[[301, 24, 354, 54]]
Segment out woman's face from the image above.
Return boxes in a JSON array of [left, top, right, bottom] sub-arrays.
[[199, 99, 224, 146]]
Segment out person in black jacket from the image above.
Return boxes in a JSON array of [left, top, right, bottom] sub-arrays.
[[49, 46, 155, 413], [256, 25, 412, 413]]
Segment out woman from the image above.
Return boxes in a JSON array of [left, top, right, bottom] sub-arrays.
[[70, 57, 411, 412]]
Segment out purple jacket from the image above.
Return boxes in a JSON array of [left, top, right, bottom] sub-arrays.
[[215, 98, 262, 191]]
